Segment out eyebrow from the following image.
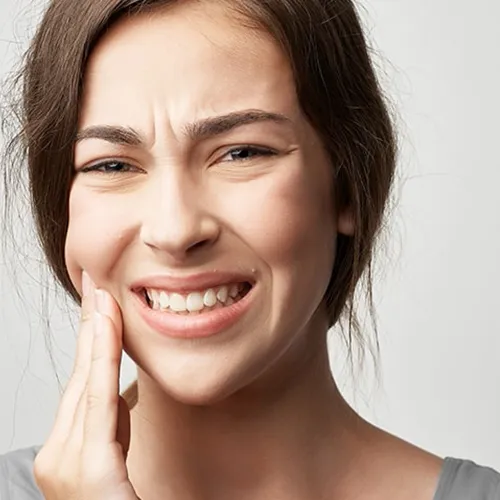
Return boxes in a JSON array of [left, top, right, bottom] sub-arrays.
[[75, 110, 293, 146]]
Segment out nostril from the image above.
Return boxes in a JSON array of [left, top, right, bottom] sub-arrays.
[[188, 239, 210, 252]]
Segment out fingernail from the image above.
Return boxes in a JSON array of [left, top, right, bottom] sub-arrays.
[[95, 289, 112, 316]]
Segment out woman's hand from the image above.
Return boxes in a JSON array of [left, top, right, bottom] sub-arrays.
[[34, 272, 140, 500]]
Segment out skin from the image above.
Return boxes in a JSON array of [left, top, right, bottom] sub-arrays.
[[59, 2, 444, 499]]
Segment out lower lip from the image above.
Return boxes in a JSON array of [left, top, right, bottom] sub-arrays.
[[134, 285, 255, 339]]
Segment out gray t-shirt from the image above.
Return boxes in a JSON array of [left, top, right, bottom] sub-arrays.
[[1, 446, 499, 499]]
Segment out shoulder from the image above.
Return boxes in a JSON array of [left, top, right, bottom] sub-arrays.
[[0, 446, 43, 500], [434, 457, 500, 500]]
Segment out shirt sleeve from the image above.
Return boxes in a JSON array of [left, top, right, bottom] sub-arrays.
[[0, 447, 44, 500], [434, 457, 500, 500]]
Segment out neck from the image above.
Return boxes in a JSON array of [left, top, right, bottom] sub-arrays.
[[126, 329, 372, 500]]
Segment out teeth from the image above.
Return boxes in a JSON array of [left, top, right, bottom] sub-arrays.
[[169, 293, 187, 312], [145, 283, 246, 314], [203, 288, 217, 307], [159, 291, 169, 309], [152, 290, 160, 310], [186, 292, 204, 312], [216, 286, 229, 304]]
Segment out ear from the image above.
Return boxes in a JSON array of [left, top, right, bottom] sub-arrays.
[[337, 209, 355, 236]]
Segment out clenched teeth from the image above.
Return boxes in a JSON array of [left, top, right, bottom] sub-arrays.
[[145, 283, 248, 314]]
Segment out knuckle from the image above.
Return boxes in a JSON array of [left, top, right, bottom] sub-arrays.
[[86, 392, 102, 411], [33, 452, 52, 482], [86, 390, 119, 413], [33, 447, 68, 485], [35, 446, 83, 495]]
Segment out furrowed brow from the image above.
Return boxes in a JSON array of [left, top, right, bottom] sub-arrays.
[[183, 110, 292, 141], [75, 110, 292, 147]]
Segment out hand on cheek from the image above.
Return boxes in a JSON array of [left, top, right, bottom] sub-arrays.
[[33, 271, 141, 500]]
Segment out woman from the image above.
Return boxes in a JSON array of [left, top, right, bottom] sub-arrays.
[[1, 0, 498, 499]]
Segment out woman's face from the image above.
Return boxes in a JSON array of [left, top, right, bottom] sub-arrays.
[[67, 1, 353, 404]]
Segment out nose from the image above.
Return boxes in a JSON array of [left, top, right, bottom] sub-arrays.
[[140, 168, 220, 261]]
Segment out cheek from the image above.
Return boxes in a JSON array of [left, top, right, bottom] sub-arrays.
[[223, 162, 335, 267], [65, 186, 133, 290], [220, 158, 336, 329]]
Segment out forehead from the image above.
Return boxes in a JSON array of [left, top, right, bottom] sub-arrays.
[[79, 2, 300, 131]]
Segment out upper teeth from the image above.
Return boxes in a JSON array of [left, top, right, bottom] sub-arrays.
[[146, 283, 241, 312]]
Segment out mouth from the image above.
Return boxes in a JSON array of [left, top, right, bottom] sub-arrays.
[[133, 280, 256, 339], [130, 271, 257, 339], [140, 281, 253, 316]]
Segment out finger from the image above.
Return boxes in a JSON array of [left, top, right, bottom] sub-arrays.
[[46, 272, 96, 444], [96, 286, 123, 333], [84, 291, 123, 447], [69, 287, 124, 451], [65, 384, 88, 453], [72, 273, 97, 377]]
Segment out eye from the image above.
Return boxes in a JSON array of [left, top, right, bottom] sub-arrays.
[[219, 146, 277, 163], [78, 161, 141, 175]]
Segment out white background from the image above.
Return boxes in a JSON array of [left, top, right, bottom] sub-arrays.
[[1, 0, 499, 468]]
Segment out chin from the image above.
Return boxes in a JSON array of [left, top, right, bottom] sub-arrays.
[[156, 372, 249, 407], [123, 306, 294, 408], [133, 350, 256, 407]]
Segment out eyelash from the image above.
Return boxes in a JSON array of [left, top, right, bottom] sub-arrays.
[[79, 161, 138, 175], [78, 146, 277, 174], [220, 145, 277, 163]]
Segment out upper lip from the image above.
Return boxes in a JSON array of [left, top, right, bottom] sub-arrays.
[[130, 271, 256, 294]]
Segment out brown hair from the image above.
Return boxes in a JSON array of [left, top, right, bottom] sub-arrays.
[[3, 0, 397, 408]]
